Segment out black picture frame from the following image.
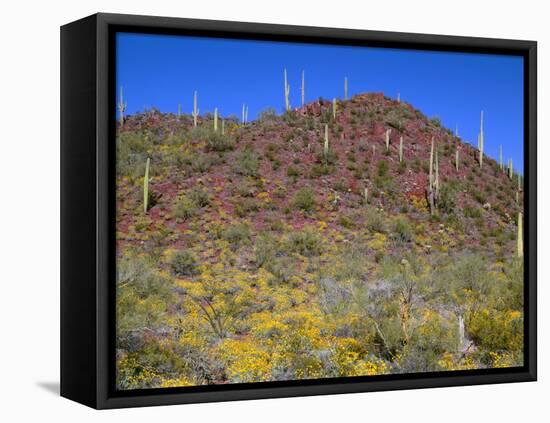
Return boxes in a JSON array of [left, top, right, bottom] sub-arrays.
[[61, 12, 537, 409]]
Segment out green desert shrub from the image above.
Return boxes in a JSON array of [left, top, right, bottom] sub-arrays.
[[190, 154, 214, 173], [464, 205, 482, 218], [265, 256, 296, 285], [188, 187, 210, 207], [377, 160, 389, 177], [206, 131, 233, 152], [287, 227, 322, 257], [292, 187, 316, 212], [364, 208, 387, 233], [234, 149, 260, 177], [390, 218, 413, 244], [172, 187, 209, 220], [438, 185, 457, 214], [309, 163, 333, 177], [286, 165, 300, 178], [234, 198, 260, 217], [117, 252, 168, 298], [169, 250, 199, 276], [254, 232, 281, 268], [173, 196, 199, 220], [222, 223, 251, 247]]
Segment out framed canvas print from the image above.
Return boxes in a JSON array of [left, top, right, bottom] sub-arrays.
[[60, 13, 537, 409]]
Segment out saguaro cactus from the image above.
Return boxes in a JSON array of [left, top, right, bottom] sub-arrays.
[[478, 111, 484, 169], [192, 91, 199, 127], [455, 148, 459, 171], [332, 98, 337, 121], [344, 77, 348, 100], [214, 108, 218, 132], [518, 173, 522, 191], [509, 159, 513, 179], [364, 187, 369, 203], [284, 68, 291, 111], [517, 212, 523, 258], [177, 104, 181, 119], [221, 119, 225, 135], [118, 86, 127, 127], [245, 105, 249, 124], [324, 124, 329, 162], [435, 150, 440, 201], [143, 157, 150, 214], [499, 145, 503, 171], [455, 124, 459, 138], [427, 137, 437, 215], [385, 129, 392, 151], [301, 70, 305, 108], [399, 136, 404, 162], [242, 104, 246, 125]]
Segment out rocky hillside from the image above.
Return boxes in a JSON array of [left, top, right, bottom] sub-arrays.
[[115, 93, 524, 390]]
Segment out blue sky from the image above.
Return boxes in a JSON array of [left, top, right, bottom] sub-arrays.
[[116, 32, 524, 173]]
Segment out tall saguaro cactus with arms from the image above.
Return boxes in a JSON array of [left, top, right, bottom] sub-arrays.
[[427, 137, 440, 215], [284, 68, 291, 111], [118, 86, 127, 127]]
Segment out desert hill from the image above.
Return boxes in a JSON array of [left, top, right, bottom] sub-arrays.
[[115, 92, 524, 389], [117, 92, 522, 260]]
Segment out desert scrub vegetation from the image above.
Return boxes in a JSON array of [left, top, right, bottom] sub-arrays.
[[115, 91, 524, 389], [168, 250, 199, 276], [292, 187, 316, 212], [172, 187, 209, 221]]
